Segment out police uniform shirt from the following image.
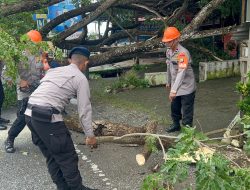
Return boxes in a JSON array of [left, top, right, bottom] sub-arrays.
[[166, 44, 196, 96], [17, 52, 43, 100], [25, 64, 93, 137]]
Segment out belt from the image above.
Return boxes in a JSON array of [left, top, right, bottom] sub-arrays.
[[27, 103, 60, 114]]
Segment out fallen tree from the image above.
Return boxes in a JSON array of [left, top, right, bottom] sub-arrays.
[[64, 112, 176, 164], [0, 0, 238, 68]]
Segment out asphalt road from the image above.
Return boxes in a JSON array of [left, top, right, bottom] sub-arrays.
[[0, 76, 240, 190], [0, 108, 158, 190]]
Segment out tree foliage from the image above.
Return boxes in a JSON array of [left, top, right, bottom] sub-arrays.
[[199, 0, 241, 18], [142, 128, 250, 190], [0, 0, 241, 68]]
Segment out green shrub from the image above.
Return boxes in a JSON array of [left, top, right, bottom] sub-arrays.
[[106, 70, 149, 93], [142, 128, 250, 189], [3, 83, 16, 108]]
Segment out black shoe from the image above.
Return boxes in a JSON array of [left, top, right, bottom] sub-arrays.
[[0, 124, 7, 130], [166, 124, 181, 133], [82, 185, 98, 190], [4, 138, 15, 153], [0, 117, 10, 124]]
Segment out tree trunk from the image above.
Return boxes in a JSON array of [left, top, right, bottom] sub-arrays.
[[64, 114, 156, 136], [89, 24, 235, 67], [0, 0, 63, 18], [181, 0, 226, 40]]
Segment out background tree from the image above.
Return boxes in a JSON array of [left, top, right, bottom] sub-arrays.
[[0, 0, 241, 68]]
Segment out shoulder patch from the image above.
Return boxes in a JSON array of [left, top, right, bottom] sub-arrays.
[[177, 52, 188, 69]]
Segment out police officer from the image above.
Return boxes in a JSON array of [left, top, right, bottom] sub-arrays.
[[4, 30, 44, 153], [24, 47, 97, 190], [162, 27, 196, 132]]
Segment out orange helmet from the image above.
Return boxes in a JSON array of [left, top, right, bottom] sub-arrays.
[[162, 27, 181, 42], [26, 30, 42, 43]]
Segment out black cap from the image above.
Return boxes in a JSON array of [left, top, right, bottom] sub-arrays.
[[68, 47, 90, 59]]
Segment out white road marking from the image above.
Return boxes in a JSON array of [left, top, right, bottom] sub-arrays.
[[75, 145, 117, 189]]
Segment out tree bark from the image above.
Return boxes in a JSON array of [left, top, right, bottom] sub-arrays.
[[189, 25, 236, 39], [0, 0, 63, 18], [64, 115, 152, 136], [89, 38, 163, 66], [136, 122, 157, 166], [40, 0, 144, 38], [56, 24, 235, 52], [181, 0, 226, 39], [88, 25, 235, 67], [40, 2, 100, 38], [54, 0, 119, 42]]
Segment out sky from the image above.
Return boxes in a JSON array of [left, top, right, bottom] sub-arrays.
[[88, 21, 108, 35]]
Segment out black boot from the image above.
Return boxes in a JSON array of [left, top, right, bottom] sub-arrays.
[[82, 185, 98, 190], [4, 138, 15, 153], [56, 181, 71, 190], [0, 124, 7, 130], [166, 123, 181, 133], [57, 186, 70, 190]]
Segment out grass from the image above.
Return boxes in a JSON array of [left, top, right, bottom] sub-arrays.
[[90, 78, 171, 126]]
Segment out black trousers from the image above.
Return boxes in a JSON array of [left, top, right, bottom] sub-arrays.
[[171, 91, 195, 126], [8, 97, 29, 140], [25, 116, 83, 190], [0, 79, 4, 116]]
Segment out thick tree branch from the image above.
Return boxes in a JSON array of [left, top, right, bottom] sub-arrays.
[[40, 0, 154, 39], [89, 25, 236, 67], [0, 0, 63, 18], [40, 2, 100, 38], [190, 25, 236, 39], [89, 38, 163, 66], [54, 0, 119, 42], [182, 0, 226, 39], [54, 29, 154, 50], [55, 22, 236, 63]]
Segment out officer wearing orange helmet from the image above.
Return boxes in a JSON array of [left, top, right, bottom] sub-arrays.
[[4, 30, 45, 153], [162, 27, 196, 132], [26, 30, 43, 43]]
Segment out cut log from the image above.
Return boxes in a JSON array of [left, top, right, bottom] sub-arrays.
[[64, 113, 175, 165], [93, 120, 147, 136], [136, 138, 175, 166], [64, 116, 83, 133], [136, 152, 151, 166], [136, 121, 157, 166], [64, 113, 151, 136]]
